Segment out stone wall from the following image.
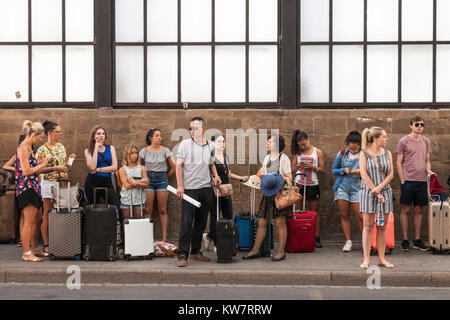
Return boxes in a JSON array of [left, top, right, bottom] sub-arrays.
[[1, 108, 449, 243]]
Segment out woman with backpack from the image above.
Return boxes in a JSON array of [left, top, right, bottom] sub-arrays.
[[331, 131, 363, 252]]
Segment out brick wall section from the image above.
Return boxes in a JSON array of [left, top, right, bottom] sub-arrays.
[[1, 109, 449, 243]]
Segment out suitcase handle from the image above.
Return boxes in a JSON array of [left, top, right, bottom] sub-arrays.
[[294, 173, 308, 211], [93, 187, 109, 207], [129, 184, 144, 219]]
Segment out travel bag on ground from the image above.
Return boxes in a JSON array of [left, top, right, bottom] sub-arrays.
[[123, 186, 154, 260], [428, 173, 450, 254], [83, 187, 118, 261], [215, 186, 239, 263], [371, 212, 395, 255], [285, 173, 316, 253], [48, 182, 83, 260], [0, 170, 19, 243], [234, 182, 254, 250]]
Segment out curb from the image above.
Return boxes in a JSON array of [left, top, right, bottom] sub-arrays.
[[2, 267, 450, 288]]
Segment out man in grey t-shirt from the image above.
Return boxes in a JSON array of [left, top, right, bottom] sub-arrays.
[[175, 117, 221, 267]]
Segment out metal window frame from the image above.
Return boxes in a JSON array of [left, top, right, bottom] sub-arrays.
[[112, 0, 281, 109], [0, 0, 97, 108], [297, 0, 447, 109]]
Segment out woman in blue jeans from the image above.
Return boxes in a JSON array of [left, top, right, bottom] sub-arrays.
[[331, 131, 363, 252], [203, 133, 248, 251], [139, 128, 176, 242]]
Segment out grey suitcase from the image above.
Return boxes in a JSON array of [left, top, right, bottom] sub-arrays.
[[48, 182, 83, 261]]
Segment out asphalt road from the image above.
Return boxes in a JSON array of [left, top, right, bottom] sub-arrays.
[[1, 283, 450, 300]]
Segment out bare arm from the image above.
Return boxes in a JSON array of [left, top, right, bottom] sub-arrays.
[[374, 151, 394, 193], [396, 153, 405, 184], [119, 167, 135, 190], [210, 163, 221, 186], [291, 155, 298, 174], [176, 158, 184, 198], [167, 156, 176, 179], [426, 153, 432, 174], [17, 147, 49, 176], [359, 151, 377, 191], [315, 149, 325, 174], [2, 155, 15, 171], [85, 148, 98, 172]]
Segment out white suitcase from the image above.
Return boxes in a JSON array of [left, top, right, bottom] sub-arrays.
[[427, 174, 450, 253], [124, 187, 154, 260]]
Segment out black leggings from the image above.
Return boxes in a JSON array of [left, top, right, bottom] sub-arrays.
[[84, 174, 118, 206]]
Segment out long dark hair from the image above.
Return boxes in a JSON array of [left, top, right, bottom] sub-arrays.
[[345, 131, 361, 145], [291, 130, 308, 155], [145, 128, 161, 146], [87, 125, 108, 155]]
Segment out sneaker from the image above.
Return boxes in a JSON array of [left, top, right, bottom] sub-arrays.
[[189, 252, 210, 262], [315, 237, 323, 248], [400, 240, 410, 252], [342, 240, 352, 252], [177, 256, 187, 267], [413, 239, 429, 251], [202, 233, 213, 251]]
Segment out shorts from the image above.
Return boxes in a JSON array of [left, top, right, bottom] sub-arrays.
[[296, 184, 320, 201], [40, 180, 58, 199], [17, 189, 42, 211], [400, 181, 427, 207], [334, 187, 359, 203], [147, 171, 168, 192], [120, 203, 146, 210]]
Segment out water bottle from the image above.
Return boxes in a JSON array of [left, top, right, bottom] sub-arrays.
[[376, 211, 384, 227]]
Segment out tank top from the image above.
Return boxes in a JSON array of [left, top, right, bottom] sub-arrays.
[[295, 147, 319, 186], [15, 149, 41, 197], [96, 145, 112, 178], [120, 165, 146, 206]]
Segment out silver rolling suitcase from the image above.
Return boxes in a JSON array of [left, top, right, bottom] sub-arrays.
[[428, 174, 450, 254], [48, 182, 83, 261], [124, 187, 154, 260]]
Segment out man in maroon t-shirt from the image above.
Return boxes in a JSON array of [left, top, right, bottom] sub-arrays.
[[396, 116, 432, 252]]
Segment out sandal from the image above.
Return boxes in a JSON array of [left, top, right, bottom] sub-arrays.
[[32, 248, 49, 258], [16, 241, 23, 248], [378, 261, 394, 268], [22, 251, 43, 262], [360, 262, 369, 269], [242, 252, 262, 260], [43, 244, 49, 254]]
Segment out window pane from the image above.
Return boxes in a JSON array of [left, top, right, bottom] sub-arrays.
[[32, 46, 62, 102], [300, 0, 329, 42], [181, 46, 211, 102], [249, 0, 277, 42], [402, 0, 433, 41], [333, 45, 363, 102], [215, 46, 245, 102], [367, 0, 398, 41], [115, 0, 143, 42], [147, 46, 178, 102], [147, 0, 177, 42], [181, 0, 211, 42], [66, 46, 94, 102], [249, 45, 277, 102], [0, 46, 28, 102], [0, 0, 28, 41], [66, 0, 93, 42], [333, 0, 363, 41], [32, 0, 62, 42], [300, 46, 328, 103], [115, 46, 144, 103], [437, 0, 450, 41], [402, 45, 432, 102], [436, 45, 450, 102], [215, 0, 245, 42], [367, 45, 397, 102]]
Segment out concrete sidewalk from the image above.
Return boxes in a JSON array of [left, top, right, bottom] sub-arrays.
[[1, 242, 449, 287]]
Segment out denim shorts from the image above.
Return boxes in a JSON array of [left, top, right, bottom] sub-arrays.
[[120, 203, 145, 210], [334, 187, 359, 203], [147, 171, 169, 192]]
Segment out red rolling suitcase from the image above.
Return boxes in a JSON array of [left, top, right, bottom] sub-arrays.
[[285, 174, 317, 253]]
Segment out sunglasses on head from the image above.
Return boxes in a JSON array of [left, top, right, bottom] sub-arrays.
[[414, 123, 425, 127]]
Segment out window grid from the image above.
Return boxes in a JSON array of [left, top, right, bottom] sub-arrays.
[[112, 0, 281, 108]]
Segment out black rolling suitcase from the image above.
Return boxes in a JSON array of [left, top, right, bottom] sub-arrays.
[[215, 186, 239, 263], [83, 188, 118, 261], [48, 182, 83, 261]]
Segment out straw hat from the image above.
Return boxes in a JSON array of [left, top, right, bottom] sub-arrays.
[[241, 175, 261, 190]]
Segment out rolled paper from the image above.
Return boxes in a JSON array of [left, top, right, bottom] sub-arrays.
[[167, 185, 201, 208]]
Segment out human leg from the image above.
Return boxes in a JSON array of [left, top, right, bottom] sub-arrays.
[[156, 190, 169, 242]]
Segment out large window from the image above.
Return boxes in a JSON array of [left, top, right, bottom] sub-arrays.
[[113, 0, 280, 107], [298, 0, 450, 107], [0, 0, 95, 106]]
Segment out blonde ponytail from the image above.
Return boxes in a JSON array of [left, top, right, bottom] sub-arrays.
[[22, 120, 44, 137], [361, 127, 384, 150]]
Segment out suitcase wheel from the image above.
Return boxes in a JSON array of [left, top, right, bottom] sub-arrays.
[[148, 253, 154, 260], [49, 254, 55, 261], [125, 254, 131, 261]]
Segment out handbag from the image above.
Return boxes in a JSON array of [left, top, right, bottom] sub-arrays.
[[215, 183, 233, 198], [275, 186, 302, 210], [51, 182, 80, 209]]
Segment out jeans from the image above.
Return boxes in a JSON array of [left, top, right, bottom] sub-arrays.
[[178, 187, 213, 258], [207, 194, 233, 244]]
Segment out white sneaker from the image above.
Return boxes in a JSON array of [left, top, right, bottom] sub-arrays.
[[342, 240, 352, 252], [202, 233, 213, 251]]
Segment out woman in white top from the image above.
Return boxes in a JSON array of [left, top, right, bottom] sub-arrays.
[[291, 130, 325, 248]]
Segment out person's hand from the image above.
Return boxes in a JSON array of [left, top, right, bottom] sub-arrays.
[[128, 178, 137, 187], [94, 142, 102, 150], [241, 176, 249, 182], [351, 169, 360, 176], [69, 153, 76, 159], [376, 194, 385, 203], [213, 176, 222, 187], [371, 186, 381, 195], [177, 185, 184, 199], [344, 168, 351, 175], [55, 165, 68, 173]]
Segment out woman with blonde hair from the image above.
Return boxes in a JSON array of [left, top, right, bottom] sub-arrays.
[[84, 125, 118, 205], [359, 127, 394, 269], [119, 145, 149, 221], [15, 121, 52, 262]]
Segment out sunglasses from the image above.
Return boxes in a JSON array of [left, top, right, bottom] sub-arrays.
[[414, 123, 425, 127], [189, 127, 200, 131]]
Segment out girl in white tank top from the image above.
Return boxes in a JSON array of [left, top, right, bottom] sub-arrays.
[[296, 147, 319, 186]]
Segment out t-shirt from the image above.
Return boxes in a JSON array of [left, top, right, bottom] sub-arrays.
[[176, 138, 215, 190], [36, 143, 68, 181], [139, 147, 172, 172], [395, 135, 432, 182], [262, 153, 292, 175]]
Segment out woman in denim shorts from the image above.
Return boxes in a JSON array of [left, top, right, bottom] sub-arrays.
[[139, 128, 176, 242], [331, 131, 363, 252]]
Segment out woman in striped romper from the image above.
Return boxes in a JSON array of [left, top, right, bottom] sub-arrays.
[[359, 127, 394, 269]]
